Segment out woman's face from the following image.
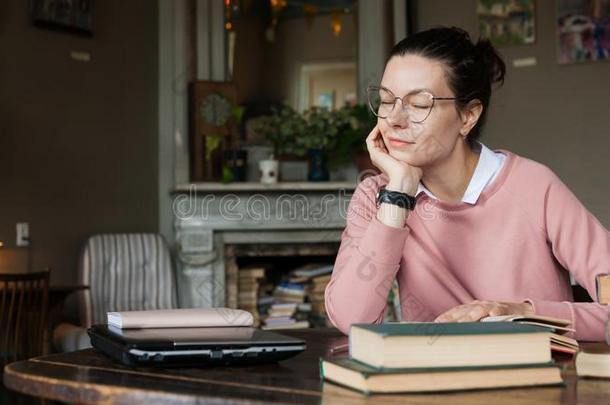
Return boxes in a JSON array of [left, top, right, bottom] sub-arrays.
[[378, 54, 465, 167]]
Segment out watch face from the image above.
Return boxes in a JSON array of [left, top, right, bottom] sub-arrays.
[[201, 93, 231, 126]]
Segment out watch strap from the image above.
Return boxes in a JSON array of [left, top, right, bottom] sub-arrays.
[[376, 186, 416, 210]]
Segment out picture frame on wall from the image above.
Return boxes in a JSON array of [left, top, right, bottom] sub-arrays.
[[31, 0, 94, 36], [476, 0, 536, 46], [557, 0, 610, 64]]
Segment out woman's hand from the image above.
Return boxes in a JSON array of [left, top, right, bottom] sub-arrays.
[[434, 300, 534, 323], [366, 125, 422, 195]]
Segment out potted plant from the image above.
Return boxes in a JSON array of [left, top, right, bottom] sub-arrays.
[[247, 104, 307, 182], [330, 104, 379, 176], [265, 104, 307, 158], [248, 104, 376, 183], [298, 107, 342, 181]]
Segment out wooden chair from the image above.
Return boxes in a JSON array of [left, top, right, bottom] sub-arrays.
[[0, 271, 50, 365]]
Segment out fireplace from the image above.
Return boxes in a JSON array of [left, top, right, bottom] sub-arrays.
[[171, 182, 355, 309]]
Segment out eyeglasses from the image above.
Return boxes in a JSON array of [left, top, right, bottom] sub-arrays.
[[366, 85, 458, 123]]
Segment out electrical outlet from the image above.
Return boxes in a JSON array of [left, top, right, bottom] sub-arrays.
[[17, 222, 30, 247]]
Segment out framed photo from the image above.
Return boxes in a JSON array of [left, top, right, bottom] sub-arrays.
[[297, 61, 356, 112], [557, 0, 610, 64], [317, 92, 335, 110], [31, 0, 94, 36], [477, 0, 536, 46]]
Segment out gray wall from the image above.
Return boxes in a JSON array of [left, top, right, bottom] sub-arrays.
[[416, 0, 610, 228], [0, 0, 159, 284]]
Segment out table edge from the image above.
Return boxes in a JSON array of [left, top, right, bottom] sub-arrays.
[[3, 357, 322, 404]]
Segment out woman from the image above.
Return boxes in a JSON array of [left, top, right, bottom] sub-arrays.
[[325, 27, 609, 341]]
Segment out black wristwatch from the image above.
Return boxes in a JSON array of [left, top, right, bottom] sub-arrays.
[[376, 186, 416, 210]]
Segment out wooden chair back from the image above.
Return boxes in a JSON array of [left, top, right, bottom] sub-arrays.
[[0, 271, 50, 365]]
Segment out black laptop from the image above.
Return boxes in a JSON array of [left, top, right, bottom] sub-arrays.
[[88, 324, 306, 367]]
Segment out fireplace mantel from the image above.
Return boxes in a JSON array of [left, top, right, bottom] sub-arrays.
[[171, 182, 356, 308], [174, 181, 356, 192]]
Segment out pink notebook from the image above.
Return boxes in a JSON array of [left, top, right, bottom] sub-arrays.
[[106, 308, 253, 329]]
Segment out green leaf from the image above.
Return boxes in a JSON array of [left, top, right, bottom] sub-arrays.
[[231, 105, 245, 124], [206, 134, 223, 160], [222, 165, 234, 183]]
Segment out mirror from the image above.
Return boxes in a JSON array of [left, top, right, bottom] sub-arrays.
[[230, 0, 358, 111]]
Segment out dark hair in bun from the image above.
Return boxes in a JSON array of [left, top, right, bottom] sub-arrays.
[[388, 26, 506, 148]]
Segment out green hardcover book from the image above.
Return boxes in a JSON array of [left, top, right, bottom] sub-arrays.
[[350, 322, 552, 369], [320, 357, 564, 394]]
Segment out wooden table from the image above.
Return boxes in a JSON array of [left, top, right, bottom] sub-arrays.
[[3, 328, 610, 404]]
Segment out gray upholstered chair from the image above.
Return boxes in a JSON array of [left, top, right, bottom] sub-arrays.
[[53, 233, 178, 352]]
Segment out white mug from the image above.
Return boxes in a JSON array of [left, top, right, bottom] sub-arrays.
[[259, 159, 279, 184]]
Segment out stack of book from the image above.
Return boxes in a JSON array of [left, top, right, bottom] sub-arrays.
[[288, 263, 333, 283], [306, 274, 331, 327], [261, 302, 310, 330], [320, 322, 564, 394], [237, 267, 266, 326], [273, 282, 306, 304], [295, 302, 312, 323], [255, 263, 334, 330], [285, 263, 334, 327], [256, 294, 275, 317]]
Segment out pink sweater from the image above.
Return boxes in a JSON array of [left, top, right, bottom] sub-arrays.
[[325, 150, 610, 341]]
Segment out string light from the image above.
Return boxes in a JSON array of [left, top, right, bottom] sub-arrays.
[[331, 9, 342, 36], [225, 0, 235, 31], [260, 1, 354, 40]]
